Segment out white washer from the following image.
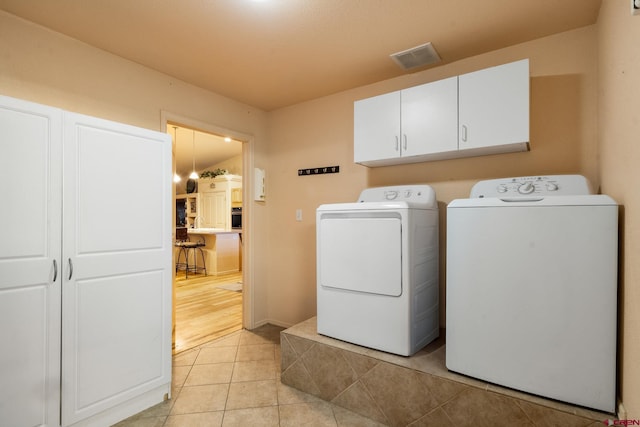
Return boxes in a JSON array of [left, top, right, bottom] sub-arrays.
[[317, 185, 439, 356], [446, 175, 618, 412]]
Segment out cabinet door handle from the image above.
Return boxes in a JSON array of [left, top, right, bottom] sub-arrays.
[[461, 125, 468, 142], [403, 134, 407, 151], [52, 259, 58, 282], [395, 135, 399, 152], [68, 258, 73, 280]]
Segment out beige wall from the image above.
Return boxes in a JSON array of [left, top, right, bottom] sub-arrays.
[[266, 25, 599, 328], [4, 3, 637, 417], [204, 154, 244, 177], [597, 0, 640, 418], [0, 10, 270, 322]]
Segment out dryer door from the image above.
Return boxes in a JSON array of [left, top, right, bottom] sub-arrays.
[[318, 213, 402, 296]]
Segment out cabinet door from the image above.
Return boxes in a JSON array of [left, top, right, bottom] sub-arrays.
[[354, 91, 401, 164], [200, 192, 216, 228], [61, 113, 172, 425], [212, 191, 228, 229], [0, 96, 62, 426], [401, 76, 458, 157], [231, 187, 242, 203], [201, 190, 228, 229], [459, 59, 529, 150]]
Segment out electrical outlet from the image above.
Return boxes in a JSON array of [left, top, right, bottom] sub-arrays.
[[296, 209, 303, 222]]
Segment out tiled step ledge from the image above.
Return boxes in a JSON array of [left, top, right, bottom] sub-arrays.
[[280, 317, 610, 427]]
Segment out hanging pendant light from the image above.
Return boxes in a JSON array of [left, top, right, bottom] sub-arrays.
[[173, 126, 181, 183], [189, 129, 199, 180]]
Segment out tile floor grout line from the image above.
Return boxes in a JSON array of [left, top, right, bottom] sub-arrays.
[[119, 325, 392, 427], [219, 331, 241, 426]]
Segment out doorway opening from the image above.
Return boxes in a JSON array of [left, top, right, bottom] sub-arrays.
[[169, 123, 245, 353]]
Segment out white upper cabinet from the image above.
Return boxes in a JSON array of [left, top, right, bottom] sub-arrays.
[[354, 77, 458, 166], [354, 59, 530, 167], [458, 59, 529, 153], [354, 91, 401, 164], [402, 76, 458, 158]]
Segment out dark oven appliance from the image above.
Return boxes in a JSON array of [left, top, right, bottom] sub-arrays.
[[231, 207, 242, 230]]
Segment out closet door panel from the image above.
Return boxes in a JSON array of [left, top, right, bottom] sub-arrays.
[[0, 96, 62, 426], [73, 124, 164, 253], [72, 271, 164, 409], [62, 112, 172, 425]]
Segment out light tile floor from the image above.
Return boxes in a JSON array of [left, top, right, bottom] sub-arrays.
[[115, 324, 385, 427]]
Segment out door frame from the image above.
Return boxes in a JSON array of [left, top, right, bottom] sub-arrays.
[[160, 111, 255, 333]]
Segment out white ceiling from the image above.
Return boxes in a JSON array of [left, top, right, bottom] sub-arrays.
[[0, 0, 603, 172], [0, 0, 602, 112]]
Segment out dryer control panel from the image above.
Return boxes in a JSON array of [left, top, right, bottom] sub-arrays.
[[470, 175, 593, 198], [357, 185, 437, 209]]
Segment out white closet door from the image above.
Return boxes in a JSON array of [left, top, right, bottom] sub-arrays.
[[61, 112, 172, 425], [0, 96, 62, 426]]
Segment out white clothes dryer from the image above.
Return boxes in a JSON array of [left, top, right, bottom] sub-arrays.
[[316, 185, 439, 356], [446, 175, 618, 413]]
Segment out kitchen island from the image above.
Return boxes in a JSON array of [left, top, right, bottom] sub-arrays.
[[187, 228, 241, 275]]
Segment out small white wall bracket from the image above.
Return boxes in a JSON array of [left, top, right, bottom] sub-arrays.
[[254, 168, 265, 201]]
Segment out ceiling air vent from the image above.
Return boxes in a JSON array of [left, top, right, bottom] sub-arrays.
[[390, 42, 441, 71]]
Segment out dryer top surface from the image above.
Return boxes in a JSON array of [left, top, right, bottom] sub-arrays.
[[318, 185, 437, 211], [358, 184, 437, 209]]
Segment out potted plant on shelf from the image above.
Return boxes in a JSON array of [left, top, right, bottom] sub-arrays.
[[199, 168, 228, 179]]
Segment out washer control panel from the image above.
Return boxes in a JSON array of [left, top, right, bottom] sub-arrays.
[[470, 175, 593, 198]]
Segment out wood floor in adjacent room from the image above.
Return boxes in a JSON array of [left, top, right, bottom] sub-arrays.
[[174, 271, 243, 354]]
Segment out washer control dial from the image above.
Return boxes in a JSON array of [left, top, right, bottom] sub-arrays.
[[546, 182, 559, 191], [518, 182, 535, 194]]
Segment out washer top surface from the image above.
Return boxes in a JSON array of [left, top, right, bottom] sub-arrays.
[[470, 175, 592, 199], [448, 195, 616, 209]]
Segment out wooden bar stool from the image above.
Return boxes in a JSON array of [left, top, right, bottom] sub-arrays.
[[175, 228, 207, 278]]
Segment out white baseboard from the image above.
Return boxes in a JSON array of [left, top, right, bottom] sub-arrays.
[[66, 383, 171, 427], [617, 399, 627, 419]]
